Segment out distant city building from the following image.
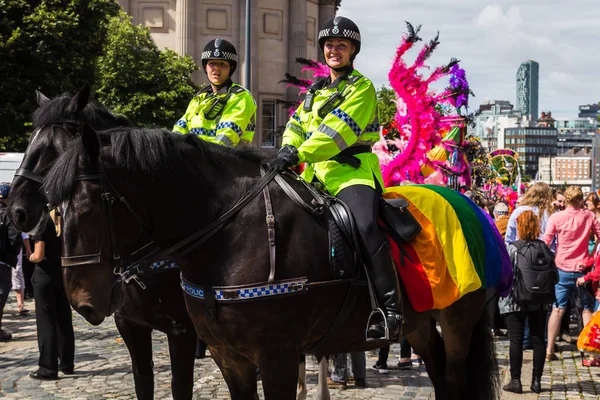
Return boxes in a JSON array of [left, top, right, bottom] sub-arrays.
[[516, 60, 539, 120], [579, 103, 600, 120], [555, 117, 598, 154], [538, 149, 593, 191], [474, 100, 523, 152], [505, 126, 557, 177], [537, 111, 555, 128]]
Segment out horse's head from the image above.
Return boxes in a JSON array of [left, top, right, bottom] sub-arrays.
[[9, 83, 131, 234], [9, 84, 92, 233], [42, 125, 157, 324]]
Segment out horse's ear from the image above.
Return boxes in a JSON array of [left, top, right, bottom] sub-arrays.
[[81, 124, 100, 161], [66, 82, 91, 115], [35, 90, 50, 106]]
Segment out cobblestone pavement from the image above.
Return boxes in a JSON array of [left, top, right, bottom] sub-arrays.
[[1, 294, 599, 399]]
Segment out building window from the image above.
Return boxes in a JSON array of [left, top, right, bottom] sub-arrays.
[[261, 99, 277, 148]]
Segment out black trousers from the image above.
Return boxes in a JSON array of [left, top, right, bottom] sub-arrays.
[[377, 338, 412, 364], [32, 265, 75, 375], [504, 310, 546, 380], [336, 184, 385, 257]]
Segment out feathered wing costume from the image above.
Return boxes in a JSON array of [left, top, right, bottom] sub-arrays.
[[375, 22, 474, 188]]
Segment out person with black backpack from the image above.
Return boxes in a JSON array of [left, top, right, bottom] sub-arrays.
[[0, 183, 24, 342], [499, 210, 558, 394]]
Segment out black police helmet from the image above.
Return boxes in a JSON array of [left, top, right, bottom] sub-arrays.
[[318, 16, 361, 60], [201, 38, 238, 75]]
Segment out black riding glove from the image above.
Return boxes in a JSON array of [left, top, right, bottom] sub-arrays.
[[271, 145, 299, 171]]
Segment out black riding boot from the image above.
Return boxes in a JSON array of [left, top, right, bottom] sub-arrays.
[[366, 242, 402, 341]]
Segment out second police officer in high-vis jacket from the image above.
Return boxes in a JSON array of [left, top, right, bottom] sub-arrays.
[[173, 38, 256, 147], [273, 16, 403, 341]]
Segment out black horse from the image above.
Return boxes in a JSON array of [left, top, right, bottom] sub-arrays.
[[9, 85, 197, 400], [17, 90, 500, 399]]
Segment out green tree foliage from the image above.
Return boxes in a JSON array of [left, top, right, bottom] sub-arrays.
[[0, 2, 199, 150], [0, 0, 120, 150], [377, 85, 396, 126], [96, 11, 199, 128]]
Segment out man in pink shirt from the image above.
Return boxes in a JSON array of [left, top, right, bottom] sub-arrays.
[[543, 186, 600, 360]]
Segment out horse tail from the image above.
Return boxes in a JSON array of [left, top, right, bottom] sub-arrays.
[[466, 310, 500, 399]]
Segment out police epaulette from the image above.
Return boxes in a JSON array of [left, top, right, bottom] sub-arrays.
[[195, 85, 212, 96], [347, 75, 362, 85], [231, 85, 246, 94]]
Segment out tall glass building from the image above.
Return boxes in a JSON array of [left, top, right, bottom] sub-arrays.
[[516, 60, 539, 120]]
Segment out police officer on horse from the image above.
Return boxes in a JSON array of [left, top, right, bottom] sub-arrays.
[[173, 38, 256, 147], [273, 16, 402, 341]]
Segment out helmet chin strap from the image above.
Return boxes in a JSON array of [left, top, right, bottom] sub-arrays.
[[208, 76, 233, 91], [330, 65, 353, 73]]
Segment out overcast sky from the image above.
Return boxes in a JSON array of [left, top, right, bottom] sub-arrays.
[[338, 0, 599, 118]]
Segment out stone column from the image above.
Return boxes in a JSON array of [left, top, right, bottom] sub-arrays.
[[287, 0, 307, 102], [175, 0, 193, 57]]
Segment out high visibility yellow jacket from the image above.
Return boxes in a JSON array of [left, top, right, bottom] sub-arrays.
[[281, 69, 382, 196], [173, 83, 256, 146]]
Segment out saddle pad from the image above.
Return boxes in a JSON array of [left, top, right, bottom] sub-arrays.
[[384, 185, 513, 312]]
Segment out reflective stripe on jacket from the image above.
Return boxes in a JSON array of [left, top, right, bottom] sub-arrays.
[[173, 83, 256, 147], [281, 69, 381, 195]]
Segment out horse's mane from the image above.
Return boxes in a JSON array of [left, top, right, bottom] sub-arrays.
[[32, 93, 132, 130], [43, 127, 266, 205]]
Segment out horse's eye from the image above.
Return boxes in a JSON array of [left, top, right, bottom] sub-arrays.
[[77, 206, 95, 218]]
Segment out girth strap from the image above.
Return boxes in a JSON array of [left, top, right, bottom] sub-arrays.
[[261, 169, 277, 284]]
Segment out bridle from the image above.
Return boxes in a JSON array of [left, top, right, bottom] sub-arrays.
[[13, 120, 156, 286], [71, 149, 283, 287], [14, 120, 83, 185], [62, 163, 156, 288]]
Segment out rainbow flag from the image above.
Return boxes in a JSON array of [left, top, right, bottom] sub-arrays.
[[384, 185, 513, 312]]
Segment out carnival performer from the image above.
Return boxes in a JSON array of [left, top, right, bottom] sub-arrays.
[[173, 38, 256, 147], [273, 16, 402, 341]]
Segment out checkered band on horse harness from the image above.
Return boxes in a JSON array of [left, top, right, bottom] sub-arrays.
[[180, 275, 309, 302]]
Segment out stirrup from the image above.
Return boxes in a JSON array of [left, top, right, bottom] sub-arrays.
[[365, 307, 390, 341]]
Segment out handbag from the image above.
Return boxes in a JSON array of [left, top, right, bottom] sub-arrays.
[[578, 311, 600, 354], [380, 198, 422, 243]]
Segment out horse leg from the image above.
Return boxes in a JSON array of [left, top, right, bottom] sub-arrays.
[[258, 349, 301, 400], [114, 313, 154, 400], [297, 354, 307, 400], [209, 346, 258, 400], [406, 317, 447, 400], [166, 328, 197, 400], [314, 357, 331, 400], [437, 290, 495, 400]]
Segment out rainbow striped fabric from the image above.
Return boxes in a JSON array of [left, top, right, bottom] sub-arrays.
[[384, 185, 513, 312]]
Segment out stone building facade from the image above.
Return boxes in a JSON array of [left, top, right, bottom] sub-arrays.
[[117, 0, 340, 151]]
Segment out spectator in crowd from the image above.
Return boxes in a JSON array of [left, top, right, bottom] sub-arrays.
[[505, 182, 554, 246], [12, 233, 32, 315], [585, 192, 600, 223], [575, 235, 600, 366], [494, 202, 510, 239], [500, 211, 552, 394], [552, 190, 566, 212], [328, 352, 366, 389], [0, 183, 24, 342], [29, 210, 75, 380], [372, 338, 415, 374], [544, 186, 600, 361]]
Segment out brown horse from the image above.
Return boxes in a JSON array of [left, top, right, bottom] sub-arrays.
[[9, 85, 197, 400], [10, 92, 499, 399]]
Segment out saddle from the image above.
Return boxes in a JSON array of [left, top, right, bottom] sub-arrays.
[[275, 172, 422, 279]]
